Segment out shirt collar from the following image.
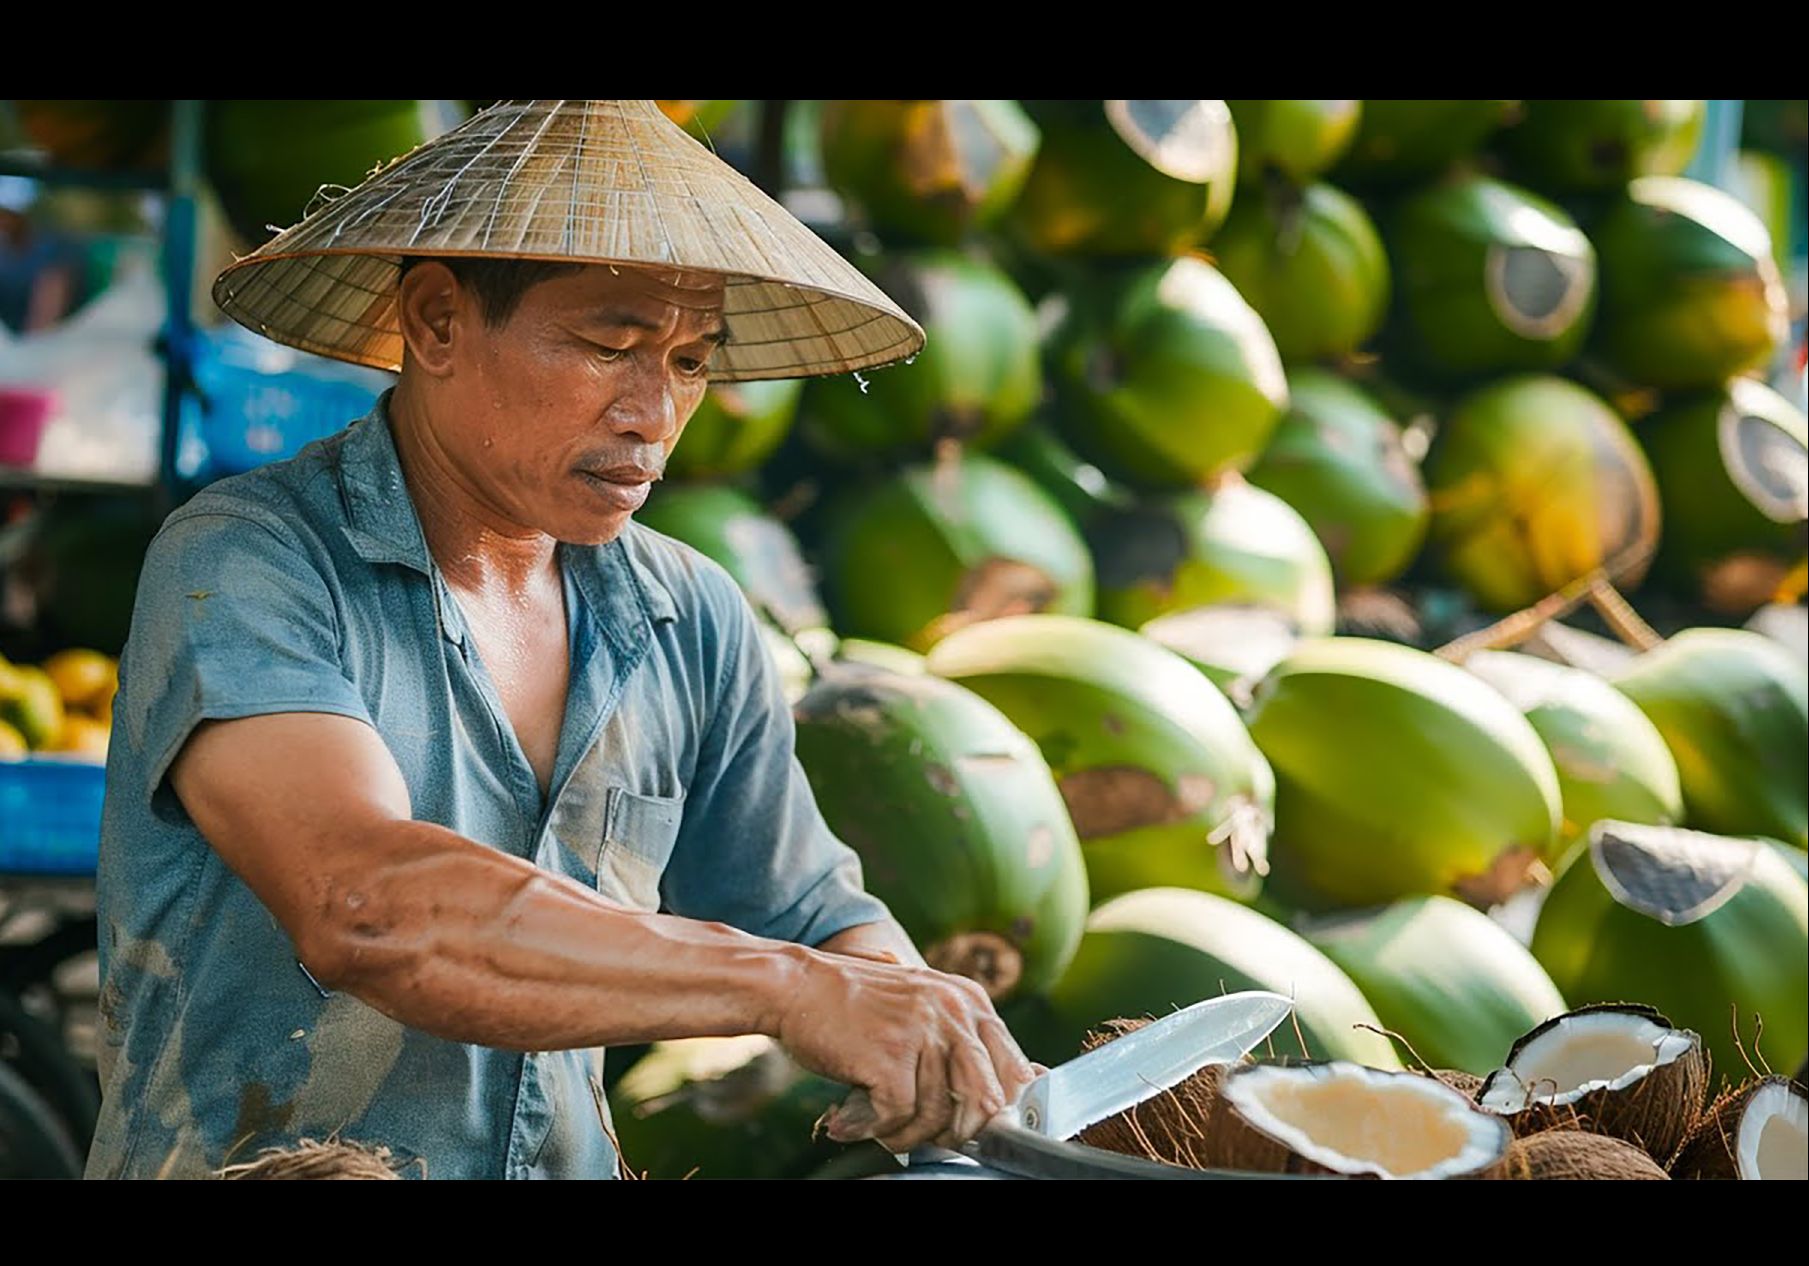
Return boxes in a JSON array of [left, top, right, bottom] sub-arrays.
[[337, 390, 679, 628]]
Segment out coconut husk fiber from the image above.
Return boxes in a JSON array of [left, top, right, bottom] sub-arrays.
[[216, 1136, 412, 1180], [1074, 1016, 1247, 1170]]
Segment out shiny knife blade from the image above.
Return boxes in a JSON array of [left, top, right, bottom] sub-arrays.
[[1011, 989, 1294, 1141]]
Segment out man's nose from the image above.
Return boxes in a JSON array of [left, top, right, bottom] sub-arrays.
[[602, 359, 681, 446]]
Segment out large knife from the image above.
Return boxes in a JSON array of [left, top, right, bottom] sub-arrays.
[[831, 989, 1296, 1180]]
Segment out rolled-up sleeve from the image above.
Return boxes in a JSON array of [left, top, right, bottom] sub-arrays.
[[120, 504, 374, 807], [659, 577, 892, 946]]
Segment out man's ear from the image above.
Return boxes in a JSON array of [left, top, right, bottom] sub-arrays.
[[395, 261, 464, 377]]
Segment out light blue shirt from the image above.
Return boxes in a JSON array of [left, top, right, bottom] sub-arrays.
[[86, 392, 889, 1179]]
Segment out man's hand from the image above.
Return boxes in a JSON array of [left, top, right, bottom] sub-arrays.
[[772, 949, 1038, 1155]]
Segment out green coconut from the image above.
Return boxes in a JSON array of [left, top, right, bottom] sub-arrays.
[[819, 452, 1094, 652], [994, 422, 1136, 533], [758, 623, 817, 706], [1385, 175, 1597, 378], [1331, 100, 1517, 188], [1046, 256, 1290, 490], [1245, 369, 1429, 587], [1496, 100, 1705, 193], [1531, 822, 1808, 1083], [1465, 649, 1684, 846], [1747, 603, 1807, 665], [1211, 180, 1390, 364], [820, 99, 1040, 246], [1225, 100, 1362, 184], [833, 639, 926, 677], [803, 249, 1040, 461], [205, 100, 452, 245], [1423, 375, 1660, 612], [1139, 607, 1300, 703], [666, 380, 804, 482], [1024, 888, 1401, 1069], [794, 666, 1089, 999], [1728, 151, 1798, 272], [926, 615, 1275, 907], [1609, 629, 1808, 850], [1639, 378, 1807, 617], [609, 1035, 849, 1181], [1009, 100, 1238, 257], [1089, 478, 1336, 635], [635, 485, 827, 637], [1297, 895, 1569, 1077], [1243, 637, 1563, 912], [1591, 176, 1790, 392]]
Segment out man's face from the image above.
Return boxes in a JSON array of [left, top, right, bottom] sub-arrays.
[[433, 263, 728, 546]]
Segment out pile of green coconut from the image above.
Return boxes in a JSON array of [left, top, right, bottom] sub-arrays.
[[599, 98, 1808, 1179]]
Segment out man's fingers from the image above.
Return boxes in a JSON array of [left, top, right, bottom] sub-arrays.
[[978, 1013, 1039, 1102], [838, 1073, 917, 1145], [879, 1045, 955, 1155], [938, 1035, 1008, 1148]]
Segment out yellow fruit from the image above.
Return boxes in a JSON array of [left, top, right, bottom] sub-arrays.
[[89, 678, 120, 724], [44, 648, 118, 711], [0, 719, 27, 760], [0, 665, 65, 750], [49, 714, 110, 761]]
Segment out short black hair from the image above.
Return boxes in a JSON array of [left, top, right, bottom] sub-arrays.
[[397, 256, 585, 328]]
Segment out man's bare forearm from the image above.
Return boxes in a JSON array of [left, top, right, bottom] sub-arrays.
[[816, 920, 926, 968], [302, 818, 821, 1051]]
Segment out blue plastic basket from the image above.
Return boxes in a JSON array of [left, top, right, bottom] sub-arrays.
[[0, 758, 106, 876], [190, 328, 390, 476]]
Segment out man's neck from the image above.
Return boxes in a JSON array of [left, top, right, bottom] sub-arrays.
[[388, 383, 559, 597]]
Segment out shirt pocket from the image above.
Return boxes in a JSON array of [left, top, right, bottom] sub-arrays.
[[595, 787, 686, 912]]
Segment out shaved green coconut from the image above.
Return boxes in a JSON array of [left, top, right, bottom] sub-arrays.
[[1226, 100, 1362, 184], [820, 453, 1094, 652], [1386, 176, 1597, 378], [1298, 896, 1568, 1077], [1243, 637, 1563, 912], [1609, 629, 1807, 848], [1591, 177, 1790, 391], [635, 485, 827, 636], [1497, 100, 1705, 192], [1332, 100, 1516, 189], [834, 639, 926, 677], [927, 616, 1274, 906], [1747, 604, 1808, 665], [1530, 822, 1809, 1083], [1245, 369, 1429, 587], [1212, 181, 1390, 364], [1424, 375, 1659, 611], [1140, 607, 1300, 703], [1047, 256, 1290, 490], [1465, 650, 1683, 845], [1090, 479, 1336, 634], [1211, 1061, 1512, 1178], [1639, 378, 1807, 617], [666, 380, 803, 482], [1477, 1004, 1710, 1162], [820, 99, 1040, 246], [1010, 100, 1238, 257], [994, 422, 1136, 532], [1670, 1075, 1808, 1179], [795, 667, 1088, 999], [803, 249, 1040, 461], [1029, 888, 1400, 1069], [609, 1035, 846, 1181]]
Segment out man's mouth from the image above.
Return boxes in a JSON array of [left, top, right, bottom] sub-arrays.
[[577, 465, 659, 512]]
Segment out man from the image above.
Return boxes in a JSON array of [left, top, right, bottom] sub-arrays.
[[87, 100, 1036, 1180]]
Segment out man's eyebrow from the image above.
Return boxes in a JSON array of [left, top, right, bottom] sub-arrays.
[[585, 309, 730, 345]]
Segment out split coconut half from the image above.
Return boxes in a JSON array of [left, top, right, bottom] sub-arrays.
[[1477, 1003, 1708, 1164], [1669, 1076, 1807, 1180]]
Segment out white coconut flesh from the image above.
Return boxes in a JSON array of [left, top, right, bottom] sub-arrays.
[[1223, 1063, 1508, 1179], [1739, 1081, 1808, 1181], [1479, 1011, 1694, 1110]]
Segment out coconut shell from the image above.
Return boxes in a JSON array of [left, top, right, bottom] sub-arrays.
[[1478, 1003, 1709, 1163], [1505, 1130, 1670, 1179], [1668, 1076, 1803, 1180]]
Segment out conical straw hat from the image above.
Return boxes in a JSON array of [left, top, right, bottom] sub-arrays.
[[212, 100, 925, 382]]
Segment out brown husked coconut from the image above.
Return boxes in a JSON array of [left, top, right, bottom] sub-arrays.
[[1669, 1076, 1808, 1180], [1505, 1130, 1670, 1179], [1204, 1060, 1515, 1179], [1075, 1016, 1246, 1169], [1477, 1003, 1709, 1163]]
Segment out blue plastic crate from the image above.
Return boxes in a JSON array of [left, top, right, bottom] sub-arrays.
[[190, 328, 391, 476], [0, 758, 106, 876]]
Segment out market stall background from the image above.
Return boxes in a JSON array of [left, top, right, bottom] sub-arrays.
[[0, 100, 1804, 1181]]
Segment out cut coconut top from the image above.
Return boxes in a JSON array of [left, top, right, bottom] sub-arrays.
[[1738, 1079, 1808, 1181], [1223, 1063, 1509, 1180], [1478, 1009, 1696, 1111], [1589, 821, 1760, 927]]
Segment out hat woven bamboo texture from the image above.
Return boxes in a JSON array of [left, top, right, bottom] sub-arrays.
[[212, 100, 926, 382]]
